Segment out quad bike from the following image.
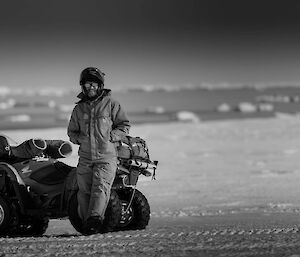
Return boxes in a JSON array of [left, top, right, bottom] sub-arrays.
[[0, 136, 158, 236]]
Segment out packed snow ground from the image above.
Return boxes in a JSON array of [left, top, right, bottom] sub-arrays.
[[4, 115, 300, 215]]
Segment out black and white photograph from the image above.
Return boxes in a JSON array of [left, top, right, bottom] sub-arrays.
[[1, 0, 300, 256]]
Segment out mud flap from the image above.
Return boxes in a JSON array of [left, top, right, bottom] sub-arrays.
[[129, 169, 139, 186], [120, 170, 139, 188], [62, 168, 78, 213]]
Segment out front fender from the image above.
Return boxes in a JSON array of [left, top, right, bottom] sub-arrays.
[[0, 162, 28, 214], [0, 162, 25, 186]]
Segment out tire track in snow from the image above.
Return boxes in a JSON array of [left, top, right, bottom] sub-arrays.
[[0, 228, 300, 256]]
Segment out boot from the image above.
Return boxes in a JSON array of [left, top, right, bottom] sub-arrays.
[[83, 216, 103, 235]]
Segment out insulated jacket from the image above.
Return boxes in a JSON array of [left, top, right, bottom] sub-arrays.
[[67, 89, 130, 161]]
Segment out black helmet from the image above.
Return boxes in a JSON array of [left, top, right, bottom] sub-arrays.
[[79, 67, 105, 87]]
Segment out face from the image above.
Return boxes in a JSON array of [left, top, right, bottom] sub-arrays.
[[83, 81, 99, 98]]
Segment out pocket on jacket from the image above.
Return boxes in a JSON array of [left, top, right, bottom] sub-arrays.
[[79, 114, 89, 135], [97, 115, 112, 141]]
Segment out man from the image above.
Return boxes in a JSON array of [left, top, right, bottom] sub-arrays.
[[67, 67, 130, 234]]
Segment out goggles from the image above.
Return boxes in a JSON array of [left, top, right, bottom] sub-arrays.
[[83, 82, 99, 89]]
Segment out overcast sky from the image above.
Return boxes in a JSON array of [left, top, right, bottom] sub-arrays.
[[1, 0, 300, 90]]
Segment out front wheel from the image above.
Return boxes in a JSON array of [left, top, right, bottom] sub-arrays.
[[15, 217, 49, 237], [68, 190, 122, 234], [116, 189, 150, 231]]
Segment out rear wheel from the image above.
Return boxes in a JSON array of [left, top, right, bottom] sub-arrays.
[[116, 189, 150, 231], [68, 190, 122, 234], [0, 196, 11, 235], [101, 189, 122, 233]]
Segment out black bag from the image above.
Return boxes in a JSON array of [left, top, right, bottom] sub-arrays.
[[114, 136, 149, 161], [45, 140, 72, 159], [0, 136, 72, 161], [10, 138, 46, 159]]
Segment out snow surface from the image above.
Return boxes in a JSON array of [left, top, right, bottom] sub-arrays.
[[3, 116, 300, 213]]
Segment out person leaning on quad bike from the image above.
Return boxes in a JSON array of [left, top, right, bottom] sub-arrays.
[[67, 67, 130, 234]]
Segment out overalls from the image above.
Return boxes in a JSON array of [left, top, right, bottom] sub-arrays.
[[67, 90, 130, 221]]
